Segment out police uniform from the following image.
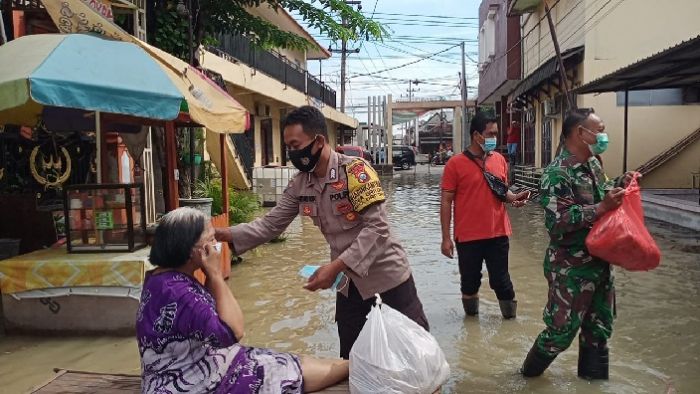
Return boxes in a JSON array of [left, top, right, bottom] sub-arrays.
[[227, 151, 429, 358]]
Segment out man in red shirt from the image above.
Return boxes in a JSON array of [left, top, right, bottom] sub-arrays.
[[440, 113, 530, 318], [507, 121, 521, 164]]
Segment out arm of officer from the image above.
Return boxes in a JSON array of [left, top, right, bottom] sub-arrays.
[[215, 185, 298, 255], [336, 201, 389, 277]]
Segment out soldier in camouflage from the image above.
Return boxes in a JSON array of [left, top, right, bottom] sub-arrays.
[[521, 108, 635, 380]]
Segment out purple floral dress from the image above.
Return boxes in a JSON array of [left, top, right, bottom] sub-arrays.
[[136, 271, 304, 393]]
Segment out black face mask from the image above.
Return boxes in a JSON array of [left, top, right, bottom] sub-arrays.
[[288, 137, 322, 172]]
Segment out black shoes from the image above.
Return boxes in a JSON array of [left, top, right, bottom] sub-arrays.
[[498, 300, 517, 319], [461, 298, 517, 318], [520, 344, 610, 380], [462, 298, 479, 316], [521, 345, 557, 377], [578, 345, 609, 380]]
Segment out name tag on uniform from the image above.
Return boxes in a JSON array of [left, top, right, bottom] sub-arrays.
[[298, 195, 316, 202]]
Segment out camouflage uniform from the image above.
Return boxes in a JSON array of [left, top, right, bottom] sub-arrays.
[[534, 149, 619, 357]]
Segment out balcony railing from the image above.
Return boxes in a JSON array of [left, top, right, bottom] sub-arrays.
[[211, 34, 336, 109]]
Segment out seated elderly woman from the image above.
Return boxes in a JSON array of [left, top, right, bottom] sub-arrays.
[[137, 207, 348, 393]]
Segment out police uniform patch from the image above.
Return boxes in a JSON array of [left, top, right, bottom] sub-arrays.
[[336, 201, 353, 214], [345, 211, 358, 222], [346, 159, 385, 212], [331, 180, 346, 191]]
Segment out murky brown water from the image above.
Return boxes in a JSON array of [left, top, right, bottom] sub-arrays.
[[1, 169, 699, 393]]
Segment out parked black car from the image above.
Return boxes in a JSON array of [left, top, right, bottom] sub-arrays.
[[392, 145, 416, 170], [336, 145, 373, 162]]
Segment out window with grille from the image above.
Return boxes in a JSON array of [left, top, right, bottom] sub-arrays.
[[541, 116, 553, 167], [523, 107, 536, 166]]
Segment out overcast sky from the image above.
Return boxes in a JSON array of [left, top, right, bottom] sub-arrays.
[[292, 0, 482, 123]]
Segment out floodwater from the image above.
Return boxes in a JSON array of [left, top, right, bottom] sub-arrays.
[[1, 168, 699, 393]]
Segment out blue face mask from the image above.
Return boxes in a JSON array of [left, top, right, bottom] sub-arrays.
[[581, 127, 609, 155], [480, 137, 497, 152], [299, 265, 346, 291]]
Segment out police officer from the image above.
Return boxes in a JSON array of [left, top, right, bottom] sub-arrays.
[[215, 106, 429, 359], [521, 108, 636, 380]]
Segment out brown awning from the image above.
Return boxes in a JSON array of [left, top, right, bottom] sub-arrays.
[[577, 35, 700, 93]]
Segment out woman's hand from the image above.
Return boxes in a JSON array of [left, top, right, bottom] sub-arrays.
[[197, 243, 223, 279]]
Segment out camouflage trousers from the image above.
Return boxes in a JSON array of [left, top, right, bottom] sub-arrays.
[[535, 262, 615, 357]]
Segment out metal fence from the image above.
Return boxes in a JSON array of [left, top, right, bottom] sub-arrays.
[[512, 165, 542, 192], [213, 35, 336, 108]]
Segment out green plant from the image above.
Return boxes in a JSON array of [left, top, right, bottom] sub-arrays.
[[152, 0, 387, 63], [200, 177, 260, 224], [229, 189, 260, 225], [154, 4, 191, 61]]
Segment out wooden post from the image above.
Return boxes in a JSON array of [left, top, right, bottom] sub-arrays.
[[96, 111, 103, 183], [623, 90, 629, 173], [544, 0, 572, 109], [217, 133, 230, 281], [97, 112, 111, 184], [544, 0, 574, 157], [220, 133, 229, 214], [164, 121, 179, 211]]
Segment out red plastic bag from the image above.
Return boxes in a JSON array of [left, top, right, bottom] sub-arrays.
[[585, 175, 661, 271]]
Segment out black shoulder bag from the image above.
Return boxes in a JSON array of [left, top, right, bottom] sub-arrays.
[[463, 150, 509, 202]]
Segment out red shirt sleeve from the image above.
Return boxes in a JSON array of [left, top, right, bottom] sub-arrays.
[[442, 158, 458, 191]]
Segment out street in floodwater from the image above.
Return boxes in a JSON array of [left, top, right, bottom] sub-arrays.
[[0, 165, 699, 393]]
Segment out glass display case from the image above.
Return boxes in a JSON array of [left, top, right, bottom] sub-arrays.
[[63, 183, 146, 253]]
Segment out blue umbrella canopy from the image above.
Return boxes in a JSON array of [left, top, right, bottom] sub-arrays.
[[0, 33, 185, 126]]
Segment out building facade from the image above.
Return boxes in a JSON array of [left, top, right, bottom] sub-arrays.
[[479, 0, 700, 188], [201, 4, 357, 192], [477, 0, 522, 147]]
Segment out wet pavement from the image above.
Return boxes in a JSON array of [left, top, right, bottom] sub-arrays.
[[1, 166, 699, 393]]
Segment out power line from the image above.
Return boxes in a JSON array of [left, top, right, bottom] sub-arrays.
[[377, 21, 479, 29], [385, 36, 478, 43], [510, 0, 624, 71], [347, 43, 462, 79], [490, 0, 563, 65], [389, 40, 473, 64], [370, 0, 379, 17], [368, 40, 404, 94], [374, 42, 463, 66], [547, 0, 626, 59], [357, 42, 403, 95], [365, 11, 478, 20]]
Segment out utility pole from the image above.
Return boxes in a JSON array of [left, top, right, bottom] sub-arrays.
[[408, 79, 420, 149], [330, 1, 362, 113], [543, 0, 575, 157], [460, 42, 468, 151]]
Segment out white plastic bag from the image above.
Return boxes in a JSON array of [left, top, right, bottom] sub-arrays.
[[349, 295, 450, 394]]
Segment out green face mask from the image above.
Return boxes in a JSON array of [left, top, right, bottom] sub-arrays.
[[581, 127, 609, 155]]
